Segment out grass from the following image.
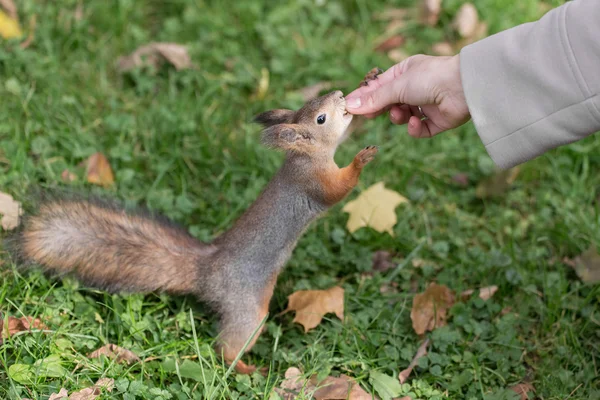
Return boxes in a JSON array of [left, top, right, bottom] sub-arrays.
[[1, 0, 598, 399]]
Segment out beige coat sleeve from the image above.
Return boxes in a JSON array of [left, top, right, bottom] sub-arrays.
[[460, 0, 600, 169]]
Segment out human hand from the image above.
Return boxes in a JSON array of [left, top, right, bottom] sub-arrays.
[[345, 55, 471, 138]]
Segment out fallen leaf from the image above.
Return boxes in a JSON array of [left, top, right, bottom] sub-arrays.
[[398, 339, 430, 384], [0, 8, 21, 38], [431, 42, 455, 56], [276, 367, 305, 399], [572, 247, 600, 283], [342, 182, 408, 235], [0, 191, 22, 230], [284, 287, 344, 332], [460, 285, 498, 301], [0, 0, 17, 21], [48, 388, 68, 400], [276, 368, 375, 400], [85, 152, 114, 187], [387, 49, 410, 63], [453, 3, 479, 38], [117, 42, 192, 72], [87, 344, 140, 364], [299, 81, 345, 102], [420, 0, 441, 26], [374, 35, 405, 53], [312, 374, 374, 400], [475, 167, 520, 199], [61, 169, 77, 182], [410, 283, 455, 335], [509, 382, 535, 400], [69, 378, 114, 400], [1, 314, 47, 339], [372, 250, 395, 273]]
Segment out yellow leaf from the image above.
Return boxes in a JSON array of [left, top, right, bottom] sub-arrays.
[[342, 182, 408, 235], [0, 9, 21, 39], [85, 152, 114, 187], [284, 286, 344, 333]]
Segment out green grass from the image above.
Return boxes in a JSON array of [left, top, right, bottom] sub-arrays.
[[1, 0, 598, 399]]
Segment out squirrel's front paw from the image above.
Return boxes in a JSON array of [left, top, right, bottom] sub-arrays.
[[359, 67, 384, 87], [355, 145, 378, 167]]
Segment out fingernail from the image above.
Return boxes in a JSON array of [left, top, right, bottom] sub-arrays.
[[390, 109, 399, 120], [346, 97, 361, 109]]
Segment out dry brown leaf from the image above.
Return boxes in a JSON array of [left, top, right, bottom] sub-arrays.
[[48, 388, 68, 400], [87, 344, 140, 364], [387, 49, 410, 63], [372, 250, 394, 273], [312, 375, 374, 400], [398, 339, 430, 384], [299, 81, 345, 102], [0, 0, 17, 21], [276, 367, 305, 399], [0, 191, 22, 230], [410, 283, 455, 335], [460, 285, 498, 301], [1, 315, 47, 339], [284, 287, 344, 332], [509, 382, 535, 400], [453, 3, 479, 38], [431, 42, 454, 56], [572, 247, 600, 284], [275, 368, 375, 400], [475, 167, 520, 199], [61, 169, 77, 182], [420, 0, 441, 26], [85, 152, 114, 187], [117, 42, 192, 72], [374, 35, 405, 53], [342, 182, 408, 235], [69, 378, 114, 400]]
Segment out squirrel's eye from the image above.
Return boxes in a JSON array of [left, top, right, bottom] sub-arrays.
[[317, 114, 326, 125]]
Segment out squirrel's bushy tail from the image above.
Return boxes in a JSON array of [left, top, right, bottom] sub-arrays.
[[17, 199, 209, 294]]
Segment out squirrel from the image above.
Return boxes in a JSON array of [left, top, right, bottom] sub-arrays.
[[14, 89, 379, 374]]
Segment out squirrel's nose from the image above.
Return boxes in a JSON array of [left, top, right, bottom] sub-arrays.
[[332, 90, 344, 98]]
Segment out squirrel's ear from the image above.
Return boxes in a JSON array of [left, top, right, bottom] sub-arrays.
[[261, 124, 315, 151], [254, 109, 295, 127]]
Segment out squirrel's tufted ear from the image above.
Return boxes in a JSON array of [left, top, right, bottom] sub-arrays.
[[254, 109, 295, 127], [261, 123, 315, 151]]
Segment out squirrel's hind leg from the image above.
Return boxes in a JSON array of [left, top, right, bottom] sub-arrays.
[[215, 277, 276, 374]]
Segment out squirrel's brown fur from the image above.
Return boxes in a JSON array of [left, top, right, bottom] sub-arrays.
[[16, 90, 378, 373]]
